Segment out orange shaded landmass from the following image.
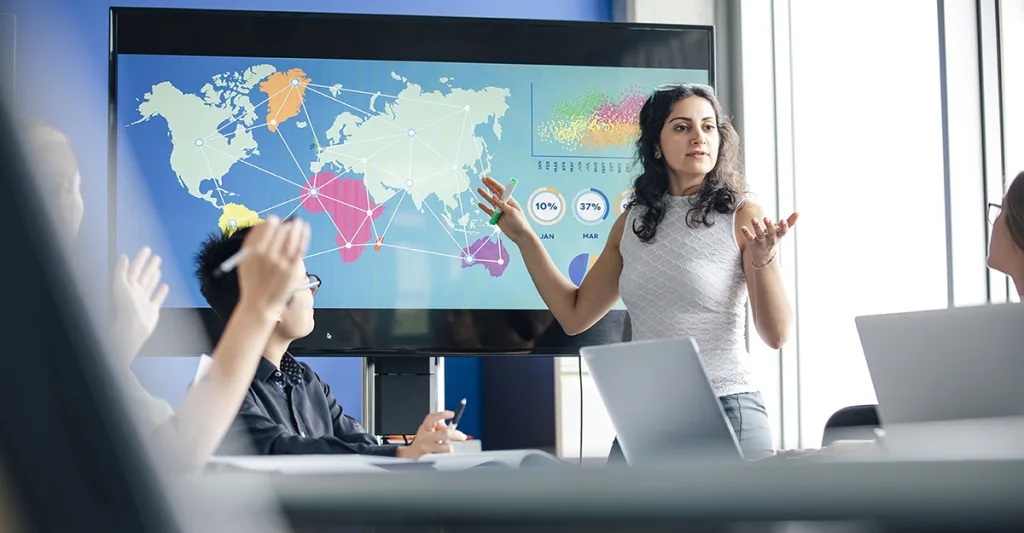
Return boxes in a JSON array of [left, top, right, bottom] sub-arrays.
[[259, 68, 311, 132]]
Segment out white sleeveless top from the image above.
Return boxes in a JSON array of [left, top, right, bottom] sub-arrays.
[[618, 194, 757, 397]]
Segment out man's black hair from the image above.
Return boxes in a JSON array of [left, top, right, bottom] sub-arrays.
[[193, 225, 255, 321]]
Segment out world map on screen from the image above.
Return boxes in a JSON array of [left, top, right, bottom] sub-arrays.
[[117, 55, 706, 309]]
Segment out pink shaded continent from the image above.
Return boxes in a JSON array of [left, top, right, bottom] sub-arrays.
[[301, 171, 384, 263], [460, 236, 510, 277]]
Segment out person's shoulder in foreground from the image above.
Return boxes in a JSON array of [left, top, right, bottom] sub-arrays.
[[194, 223, 464, 459], [19, 117, 324, 469]]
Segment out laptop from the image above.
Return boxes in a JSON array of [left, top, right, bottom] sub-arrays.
[[855, 303, 1024, 426], [580, 337, 743, 466]]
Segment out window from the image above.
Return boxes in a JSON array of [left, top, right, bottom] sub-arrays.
[[1000, 1, 1023, 189], [1000, 0, 1024, 304], [788, 0, 949, 446]]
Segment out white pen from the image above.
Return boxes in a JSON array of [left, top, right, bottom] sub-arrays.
[[215, 216, 298, 276], [489, 177, 519, 225], [213, 248, 248, 277]]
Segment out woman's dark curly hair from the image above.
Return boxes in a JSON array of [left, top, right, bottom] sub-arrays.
[[627, 84, 745, 243]]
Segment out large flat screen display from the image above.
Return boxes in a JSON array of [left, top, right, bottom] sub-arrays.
[[110, 8, 715, 355]]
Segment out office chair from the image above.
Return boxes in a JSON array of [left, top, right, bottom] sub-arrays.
[[607, 438, 627, 465], [821, 404, 881, 447]]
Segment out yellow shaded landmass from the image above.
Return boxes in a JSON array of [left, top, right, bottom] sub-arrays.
[[218, 203, 261, 236], [260, 68, 311, 132]]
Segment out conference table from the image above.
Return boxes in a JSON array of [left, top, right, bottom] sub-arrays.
[[192, 455, 1024, 532], [186, 418, 1024, 531]]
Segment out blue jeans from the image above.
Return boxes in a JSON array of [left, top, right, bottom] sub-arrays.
[[719, 391, 774, 459], [608, 391, 774, 463]]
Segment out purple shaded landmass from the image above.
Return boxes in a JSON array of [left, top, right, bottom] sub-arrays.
[[461, 236, 510, 277]]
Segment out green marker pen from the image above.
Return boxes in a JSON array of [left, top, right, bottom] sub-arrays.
[[489, 177, 519, 225]]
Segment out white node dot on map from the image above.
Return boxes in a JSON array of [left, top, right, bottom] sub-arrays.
[[133, 65, 516, 285]]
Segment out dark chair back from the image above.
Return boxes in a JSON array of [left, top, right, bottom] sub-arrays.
[[822, 404, 881, 446]]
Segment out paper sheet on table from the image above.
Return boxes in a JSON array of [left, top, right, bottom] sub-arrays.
[[206, 454, 406, 474], [418, 449, 565, 470], [207, 449, 567, 474]]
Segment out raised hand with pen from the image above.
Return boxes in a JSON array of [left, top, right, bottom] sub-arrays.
[[233, 215, 312, 320], [477, 176, 534, 244]]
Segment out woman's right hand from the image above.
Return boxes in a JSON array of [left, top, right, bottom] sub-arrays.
[[477, 176, 534, 244]]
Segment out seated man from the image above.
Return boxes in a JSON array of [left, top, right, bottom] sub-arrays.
[[194, 226, 463, 459]]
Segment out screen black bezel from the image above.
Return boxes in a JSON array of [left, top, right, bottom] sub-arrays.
[[108, 7, 715, 356]]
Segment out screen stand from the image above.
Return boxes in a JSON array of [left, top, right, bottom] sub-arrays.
[[362, 356, 441, 437]]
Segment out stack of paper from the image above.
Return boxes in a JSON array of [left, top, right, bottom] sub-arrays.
[[206, 449, 566, 474]]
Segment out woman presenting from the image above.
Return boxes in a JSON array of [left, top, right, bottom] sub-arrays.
[[477, 84, 797, 459]]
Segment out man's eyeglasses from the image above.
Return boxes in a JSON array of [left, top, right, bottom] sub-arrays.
[[988, 203, 1002, 225], [295, 273, 321, 296]]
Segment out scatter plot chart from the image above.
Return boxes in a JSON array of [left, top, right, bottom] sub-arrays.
[[117, 52, 702, 310], [533, 84, 649, 157]]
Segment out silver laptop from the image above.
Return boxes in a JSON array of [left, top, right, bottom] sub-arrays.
[[855, 303, 1024, 426], [580, 337, 743, 466]]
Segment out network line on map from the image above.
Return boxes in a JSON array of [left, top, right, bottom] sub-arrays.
[[193, 74, 505, 267]]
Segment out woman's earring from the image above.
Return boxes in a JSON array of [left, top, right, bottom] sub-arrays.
[[654, 149, 662, 159]]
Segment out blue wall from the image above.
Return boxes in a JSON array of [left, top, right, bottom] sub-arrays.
[[8, 0, 611, 442]]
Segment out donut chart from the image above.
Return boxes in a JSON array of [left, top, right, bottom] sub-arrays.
[[573, 188, 610, 225], [568, 252, 599, 287], [615, 189, 634, 216], [528, 187, 567, 225]]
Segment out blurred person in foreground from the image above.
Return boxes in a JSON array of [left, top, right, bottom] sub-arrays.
[[987, 170, 1024, 297], [21, 118, 312, 469], [194, 227, 465, 459]]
